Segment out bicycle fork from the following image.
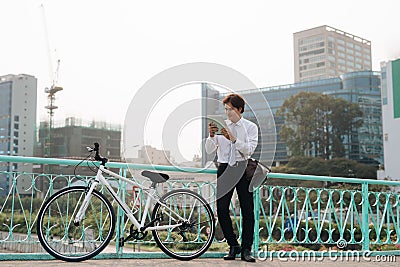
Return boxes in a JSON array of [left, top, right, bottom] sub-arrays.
[[73, 180, 98, 226]]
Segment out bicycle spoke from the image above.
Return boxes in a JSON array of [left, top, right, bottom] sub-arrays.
[[187, 199, 198, 221]]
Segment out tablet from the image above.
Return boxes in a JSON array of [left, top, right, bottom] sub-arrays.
[[207, 115, 227, 135]]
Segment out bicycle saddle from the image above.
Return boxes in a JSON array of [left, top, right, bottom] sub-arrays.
[[141, 170, 170, 183]]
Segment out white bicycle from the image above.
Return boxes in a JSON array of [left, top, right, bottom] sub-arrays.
[[37, 143, 215, 262]]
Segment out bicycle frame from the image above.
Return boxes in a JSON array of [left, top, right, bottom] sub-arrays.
[[74, 165, 186, 232]]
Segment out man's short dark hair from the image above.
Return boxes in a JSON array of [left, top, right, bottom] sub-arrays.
[[222, 93, 245, 113]]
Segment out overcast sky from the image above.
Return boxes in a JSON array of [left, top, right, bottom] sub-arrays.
[[1, 0, 400, 161]]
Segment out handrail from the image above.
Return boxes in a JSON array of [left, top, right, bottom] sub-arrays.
[[1, 155, 398, 185], [0, 155, 216, 174]]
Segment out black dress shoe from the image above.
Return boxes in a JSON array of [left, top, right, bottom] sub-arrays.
[[241, 248, 256, 262], [223, 245, 241, 260]]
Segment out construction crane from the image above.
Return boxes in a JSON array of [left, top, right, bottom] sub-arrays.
[[41, 4, 63, 158], [44, 59, 63, 123]]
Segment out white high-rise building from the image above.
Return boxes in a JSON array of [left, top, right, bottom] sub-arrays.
[[0, 74, 37, 196], [294, 25, 372, 82], [380, 58, 400, 180]]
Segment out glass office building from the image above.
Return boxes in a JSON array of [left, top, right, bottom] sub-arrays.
[[202, 71, 383, 166]]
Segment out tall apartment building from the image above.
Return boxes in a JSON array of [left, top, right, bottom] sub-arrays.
[[294, 25, 372, 82], [0, 74, 37, 197], [380, 58, 400, 180], [202, 71, 383, 166]]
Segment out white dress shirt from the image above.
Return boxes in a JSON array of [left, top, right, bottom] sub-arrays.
[[205, 117, 258, 164]]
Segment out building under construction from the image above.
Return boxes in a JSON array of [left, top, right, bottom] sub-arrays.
[[37, 117, 121, 161], [35, 117, 122, 195]]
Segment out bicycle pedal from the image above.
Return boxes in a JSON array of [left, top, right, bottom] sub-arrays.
[[179, 232, 188, 242]]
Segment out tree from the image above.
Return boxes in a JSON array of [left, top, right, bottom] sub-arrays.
[[277, 92, 363, 159], [273, 156, 377, 179]]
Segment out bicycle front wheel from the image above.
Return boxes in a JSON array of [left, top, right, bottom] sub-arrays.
[[37, 186, 116, 262], [152, 189, 215, 261]]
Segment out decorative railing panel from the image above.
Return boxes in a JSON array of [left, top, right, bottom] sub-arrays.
[[1, 155, 400, 260]]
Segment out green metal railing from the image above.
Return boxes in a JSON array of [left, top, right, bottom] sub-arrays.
[[1, 155, 400, 260]]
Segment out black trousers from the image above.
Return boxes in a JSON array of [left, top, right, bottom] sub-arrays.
[[216, 162, 254, 250]]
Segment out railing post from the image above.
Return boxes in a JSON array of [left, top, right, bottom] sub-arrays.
[[253, 187, 260, 255], [115, 168, 126, 255], [361, 182, 370, 251]]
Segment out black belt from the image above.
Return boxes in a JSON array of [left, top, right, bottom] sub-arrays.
[[216, 161, 246, 167]]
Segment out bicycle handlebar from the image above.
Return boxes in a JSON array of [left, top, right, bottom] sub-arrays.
[[93, 142, 108, 166]]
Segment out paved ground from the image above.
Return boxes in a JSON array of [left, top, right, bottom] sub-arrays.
[[1, 257, 399, 267]]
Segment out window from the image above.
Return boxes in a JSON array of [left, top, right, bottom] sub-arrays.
[[14, 115, 19, 122], [299, 48, 325, 57], [299, 35, 324, 45]]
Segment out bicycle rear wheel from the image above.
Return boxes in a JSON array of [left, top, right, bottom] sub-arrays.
[[152, 189, 215, 260], [37, 186, 115, 262]]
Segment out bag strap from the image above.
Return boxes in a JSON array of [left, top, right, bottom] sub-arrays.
[[237, 150, 272, 173]]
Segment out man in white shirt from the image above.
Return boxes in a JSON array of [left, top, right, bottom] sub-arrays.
[[205, 93, 258, 263]]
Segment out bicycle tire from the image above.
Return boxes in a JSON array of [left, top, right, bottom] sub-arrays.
[[37, 186, 115, 262], [151, 189, 215, 260]]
